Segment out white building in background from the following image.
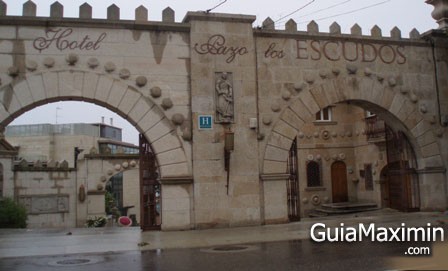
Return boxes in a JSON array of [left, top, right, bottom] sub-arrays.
[[3, 122, 141, 228]]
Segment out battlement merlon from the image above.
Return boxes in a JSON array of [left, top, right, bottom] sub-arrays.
[[0, 1, 188, 32], [0, 0, 443, 43]]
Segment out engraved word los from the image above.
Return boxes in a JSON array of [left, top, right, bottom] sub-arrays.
[[33, 28, 107, 53], [194, 34, 248, 63]]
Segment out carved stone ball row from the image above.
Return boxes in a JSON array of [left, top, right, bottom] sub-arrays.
[[8, 54, 166, 94], [292, 64, 400, 89], [296, 130, 358, 139], [97, 160, 138, 190], [269, 64, 421, 114], [6, 55, 182, 118], [306, 153, 346, 162], [6, 55, 189, 129]]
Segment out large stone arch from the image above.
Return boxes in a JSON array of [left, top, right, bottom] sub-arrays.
[[262, 74, 445, 174], [0, 69, 190, 178]]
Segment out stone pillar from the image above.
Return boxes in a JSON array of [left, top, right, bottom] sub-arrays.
[[160, 177, 194, 231], [421, 2, 448, 207], [185, 12, 260, 229], [426, 0, 448, 29], [418, 169, 447, 211], [260, 174, 289, 224]]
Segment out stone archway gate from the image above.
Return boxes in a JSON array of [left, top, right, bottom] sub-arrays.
[[0, 2, 194, 230], [0, 1, 447, 230]]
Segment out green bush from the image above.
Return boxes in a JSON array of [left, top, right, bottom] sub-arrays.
[[0, 198, 27, 228], [105, 191, 116, 214]]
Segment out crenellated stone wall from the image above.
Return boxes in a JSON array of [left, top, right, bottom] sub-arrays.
[[0, 0, 446, 230]]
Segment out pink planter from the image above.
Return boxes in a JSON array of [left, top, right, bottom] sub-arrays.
[[118, 216, 132, 227]]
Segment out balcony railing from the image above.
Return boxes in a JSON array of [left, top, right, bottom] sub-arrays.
[[365, 115, 385, 141]]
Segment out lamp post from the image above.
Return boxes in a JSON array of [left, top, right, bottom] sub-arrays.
[[224, 128, 234, 195]]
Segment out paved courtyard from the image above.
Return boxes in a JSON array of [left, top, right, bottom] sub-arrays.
[[2, 239, 446, 271], [1, 209, 447, 270]]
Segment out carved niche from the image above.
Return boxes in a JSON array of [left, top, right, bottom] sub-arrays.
[[215, 72, 234, 123]]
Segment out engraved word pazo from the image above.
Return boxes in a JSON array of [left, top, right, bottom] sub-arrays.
[[194, 34, 248, 63], [33, 28, 107, 53]]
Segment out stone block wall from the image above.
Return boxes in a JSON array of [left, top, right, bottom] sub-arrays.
[[14, 170, 76, 228], [262, 178, 288, 224], [122, 169, 140, 223], [161, 183, 193, 230], [0, 157, 14, 198]]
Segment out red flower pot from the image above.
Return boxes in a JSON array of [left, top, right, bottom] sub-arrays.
[[118, 216, 132, 227]]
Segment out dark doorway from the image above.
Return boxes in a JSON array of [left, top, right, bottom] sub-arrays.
[[287, 137, 300, 221], [331, 161, 348, 203], [383, 126, 420, 211], [139, 134, 161, 230]]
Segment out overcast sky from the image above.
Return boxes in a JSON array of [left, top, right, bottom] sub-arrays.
[[3, 0, 438, 144]]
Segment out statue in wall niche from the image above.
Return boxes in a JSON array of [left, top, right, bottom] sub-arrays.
[[215, 72, 234, 123]]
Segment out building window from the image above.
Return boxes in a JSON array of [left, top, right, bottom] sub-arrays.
[[307, 161, 322, 187], [365, 164, 373, 191], [365, 114, 386, 140], [315, 107, 332, 122], [99, 143, 139, 155], [106, 172, 123, 209]]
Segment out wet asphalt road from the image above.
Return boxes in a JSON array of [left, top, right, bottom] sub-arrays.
[[0, 239, 437, 271]]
